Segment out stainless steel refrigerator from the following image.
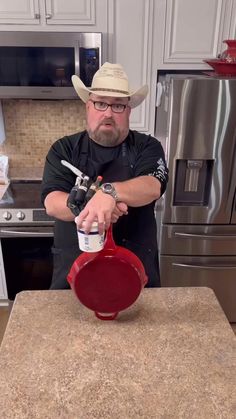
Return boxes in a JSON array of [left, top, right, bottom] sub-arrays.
[[155, 74, 236, 322]]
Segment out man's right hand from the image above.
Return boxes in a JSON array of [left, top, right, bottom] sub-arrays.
[[75, 190, 128, 234]]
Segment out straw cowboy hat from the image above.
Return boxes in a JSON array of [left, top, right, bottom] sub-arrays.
[[71, 62, 148, 108]]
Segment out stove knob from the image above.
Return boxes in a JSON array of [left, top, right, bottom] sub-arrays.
[[17, 211, 26, 221], [2, 211, 12, 221]]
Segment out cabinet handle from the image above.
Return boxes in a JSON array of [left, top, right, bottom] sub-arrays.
[[35, 14, 40, 19], [46, 13, 52, 19]]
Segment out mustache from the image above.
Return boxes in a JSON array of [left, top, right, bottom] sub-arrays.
[[99, 118, 115, 127]]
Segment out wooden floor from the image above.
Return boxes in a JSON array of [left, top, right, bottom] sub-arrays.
[[0, 304, 236, 346]]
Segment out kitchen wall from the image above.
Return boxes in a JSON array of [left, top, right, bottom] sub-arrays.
[[0, 99, 86, 176]]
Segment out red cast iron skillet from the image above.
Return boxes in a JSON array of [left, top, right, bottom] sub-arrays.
[[67, 225, 148, 320]]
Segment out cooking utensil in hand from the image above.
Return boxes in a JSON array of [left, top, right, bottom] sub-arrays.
[[67, 225, 148, 320]]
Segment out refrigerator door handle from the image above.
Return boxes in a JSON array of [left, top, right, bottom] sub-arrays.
[[174, 232, 236, 240], [172, 263, 236, 270]]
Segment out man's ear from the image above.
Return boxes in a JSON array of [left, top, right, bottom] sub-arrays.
[[86, 100, 90, 111]]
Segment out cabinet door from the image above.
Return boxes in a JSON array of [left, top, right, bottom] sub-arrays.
[[45, 0, 95, 25], [0, 241, 8, 300], [229, 0, 236, 38], [0, 0, 40, 25], [164, 0, 229, 63], [0, 0, 107, 31], [109, 0, 154, 132]]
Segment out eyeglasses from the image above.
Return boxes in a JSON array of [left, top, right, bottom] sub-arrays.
[[89, 100, 128, 113]]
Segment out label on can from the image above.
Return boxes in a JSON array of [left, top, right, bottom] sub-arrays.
[[77, 221, 104, 252]]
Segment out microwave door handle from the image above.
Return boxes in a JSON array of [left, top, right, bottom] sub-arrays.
[[172, 263, 236, 270], [174, 232, 236, 240]]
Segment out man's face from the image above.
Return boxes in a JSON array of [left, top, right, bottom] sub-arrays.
[[86, 94, 131, 147]]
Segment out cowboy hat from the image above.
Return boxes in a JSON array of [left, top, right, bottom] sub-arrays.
[[71, 62, 148, 108]]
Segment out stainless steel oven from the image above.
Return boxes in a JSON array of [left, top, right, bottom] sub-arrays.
[[0, 180, 55, 300]]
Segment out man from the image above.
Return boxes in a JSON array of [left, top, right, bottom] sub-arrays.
[[42, 62, 168, 289]]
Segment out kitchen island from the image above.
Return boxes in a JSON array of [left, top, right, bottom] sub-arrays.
[[0, 288, 235, 418]]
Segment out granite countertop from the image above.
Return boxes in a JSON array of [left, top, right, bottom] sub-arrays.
[[0, 287, 235, 418]]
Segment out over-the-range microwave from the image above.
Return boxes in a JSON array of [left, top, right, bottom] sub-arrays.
[[0, 31, 102, 99]]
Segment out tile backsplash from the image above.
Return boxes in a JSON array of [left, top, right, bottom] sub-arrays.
[[0, 99, 86, 177]]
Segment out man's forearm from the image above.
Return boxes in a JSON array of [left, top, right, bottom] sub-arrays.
[[113, 176, 161, 207], [44, 191, 75, 221], [44, 175, 161, 223]]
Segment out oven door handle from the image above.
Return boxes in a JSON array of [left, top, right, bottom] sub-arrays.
[[0, 229, 54, 237]]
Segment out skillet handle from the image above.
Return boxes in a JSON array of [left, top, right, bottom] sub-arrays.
[[104, 224, 116, 250], [95, 311, 118, 320]]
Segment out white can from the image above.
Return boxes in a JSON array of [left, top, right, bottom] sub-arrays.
[[77, 221, 105, 252]]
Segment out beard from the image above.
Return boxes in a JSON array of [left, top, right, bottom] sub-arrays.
[[87, 118, 129, 147]]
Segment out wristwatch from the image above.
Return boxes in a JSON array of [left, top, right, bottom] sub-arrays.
[[100, 183, 118, 201]]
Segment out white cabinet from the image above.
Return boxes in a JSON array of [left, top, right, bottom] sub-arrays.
[[0, 0, 40, 25], [0, 241, 8, 300], [229, 0, 236, 38], [0, 0, 107, 31], [44, 0, 96, 25], [154, 0, 236, 69], [108, 0, 155, 133], [110, 0, 236, 133]]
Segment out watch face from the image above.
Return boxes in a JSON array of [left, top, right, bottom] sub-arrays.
[[101, 183, 117, 200], [104, 183, 113, 193]]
